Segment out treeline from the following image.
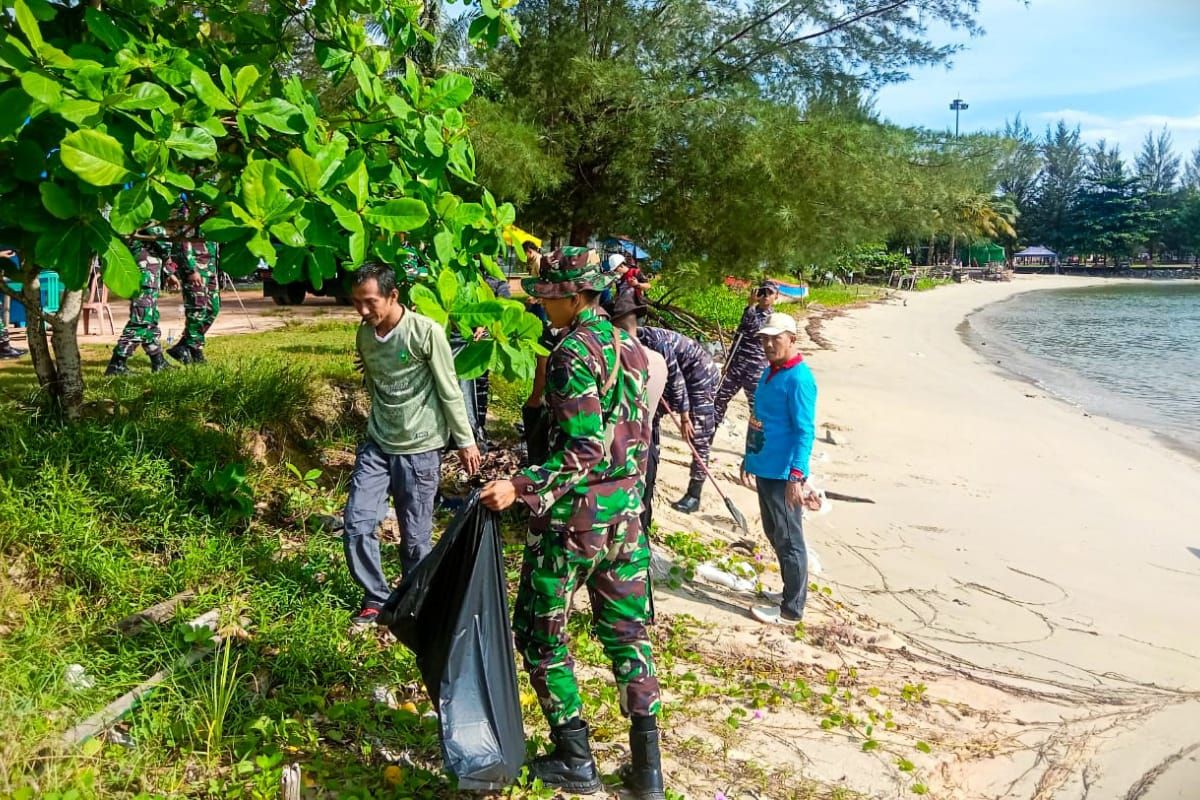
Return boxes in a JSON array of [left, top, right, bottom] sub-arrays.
[[997, 119, 1200, 264], [452, 0, 1010, 280]]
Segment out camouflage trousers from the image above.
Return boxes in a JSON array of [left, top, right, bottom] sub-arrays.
[[687, 407, 717, 482], [513, 515, 661, 727], [181, 284, 220, 349], [714, 357, 764, 426], [114, 295, 163, 358]]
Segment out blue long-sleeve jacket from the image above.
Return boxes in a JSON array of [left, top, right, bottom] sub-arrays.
[[743, 355, 817, 480]]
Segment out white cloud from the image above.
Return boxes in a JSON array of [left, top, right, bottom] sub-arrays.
[[1036, 108, 1200, 160]]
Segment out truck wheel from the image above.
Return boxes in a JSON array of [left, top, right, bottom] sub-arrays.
[[286, 284, 307, 305], [272, 294, 291, 306]]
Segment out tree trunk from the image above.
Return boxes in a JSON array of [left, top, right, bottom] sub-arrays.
[[20, 269, 86, 420], [569, 218, 592, 247], [50, 288, 86, 419], [21, 274, 60, 400], [927, 235, 936, 266]]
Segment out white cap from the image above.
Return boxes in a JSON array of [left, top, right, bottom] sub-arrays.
[[607, 253, 626, 271], [758, 312, 797, 337]]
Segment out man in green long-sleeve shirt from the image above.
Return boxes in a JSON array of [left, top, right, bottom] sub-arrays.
[[343, 263, 480, 627]]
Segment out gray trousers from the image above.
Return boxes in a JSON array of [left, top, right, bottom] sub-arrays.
[[756, 477, 808, 619], [343, 440, 441, 609]]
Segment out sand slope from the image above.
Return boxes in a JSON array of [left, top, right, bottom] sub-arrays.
[[646, 277, 1200, 799]]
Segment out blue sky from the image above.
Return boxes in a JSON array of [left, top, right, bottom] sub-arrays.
[[873, 0, 1200, 170]]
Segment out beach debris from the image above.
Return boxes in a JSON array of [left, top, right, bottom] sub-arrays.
[[64, 664, 95, 692], [371, 685, 399, 709], [281, 763, 301, 800], [61, 608, 223, 748], [114, 589, 198, 636], [809, 548, 824, 576], [824, 490, 875, 504], [694, 562, 756, 593]]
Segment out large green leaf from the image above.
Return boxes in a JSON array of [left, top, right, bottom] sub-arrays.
[[436, 267, 458, 306], [331, 203, 366, 266], [246, 229, 276, 266], [272, 248, 305, 284], [345, 161, 368, 210], [100, 236, 139, 298], [269, 221, 306, 248], [60, 129, 130, 186], [409, 283, 447, 325], [166, 127, 217, 159], [201, 216, 252, 243], [35, 225, 89, 290], [13, 0, 44, 51], [55, 98, 101, 125], [109, 182, 154, 234], [115, 83, 171, 111], [39, 183, 78, 220], [190, 69, 234, 110], [307, 248, 335, 290], [241, 99, 303, 134], [0, 89, 33, 140], [364, 198, 429, 232], [85, 8, 127, 50], [233, 65, 259, 104], [286, 148, 323, 194], [20, 71, 61, 105], [454, 340, 494, 380], [424, 73, 473, 110]]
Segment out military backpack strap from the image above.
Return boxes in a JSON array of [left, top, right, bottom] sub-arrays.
[[599, 336, 624, 456]]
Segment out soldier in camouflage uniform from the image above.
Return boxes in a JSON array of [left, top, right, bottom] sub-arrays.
[[636, 324, 720, 514], [105, 236, 173, 375], [167, 240, 220, 365], [481, 248, 666, 800], [714, 282, 778, 426]]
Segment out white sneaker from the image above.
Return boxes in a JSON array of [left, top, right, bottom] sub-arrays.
[[750, 605, 801, 626], [759, 589, 783, 604]]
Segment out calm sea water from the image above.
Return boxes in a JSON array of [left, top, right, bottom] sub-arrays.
[[970, 282, 1200, 455]]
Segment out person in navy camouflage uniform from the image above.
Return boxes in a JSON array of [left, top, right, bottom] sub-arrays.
[[714, 283, 778, 426], [636, 324, 720, 514]]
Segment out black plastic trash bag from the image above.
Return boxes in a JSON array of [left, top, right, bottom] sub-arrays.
[[378, 491, 524, 791]]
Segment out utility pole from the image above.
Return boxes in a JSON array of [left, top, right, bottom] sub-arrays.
[[949, 97, 969, 138]]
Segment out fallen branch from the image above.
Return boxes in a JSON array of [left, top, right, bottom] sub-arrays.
[[61, 609, 221, 748]]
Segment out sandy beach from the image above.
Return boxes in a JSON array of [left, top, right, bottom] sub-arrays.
[[644, 276, 1200, 799]]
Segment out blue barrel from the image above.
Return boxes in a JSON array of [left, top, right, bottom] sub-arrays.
[[3, 271, 61, 326]]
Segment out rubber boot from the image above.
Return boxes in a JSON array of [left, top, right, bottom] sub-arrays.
[[149, 352, 173, 372], [528, 719, 602, 794], [188, 345, 206, 364], [618, 718, 667, 800], [105, 352, 129, 376], [670, 478, 705, 514], [166, 341, 193, 365]]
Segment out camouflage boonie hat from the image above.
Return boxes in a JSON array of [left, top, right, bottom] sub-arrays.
[[521, 247, 614, 299]]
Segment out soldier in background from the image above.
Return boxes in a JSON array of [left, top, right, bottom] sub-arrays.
[[713, 282, 777, 426], [481, 248, 666, 800], [105, 236, 175, 375], [167, 240, 220, 365], [1, 249, 26, 359], [633, 323, 720, 515], [0, 324, 22, 360]]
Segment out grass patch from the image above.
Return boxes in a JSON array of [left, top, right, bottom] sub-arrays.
[[0, 319, 879, 800]]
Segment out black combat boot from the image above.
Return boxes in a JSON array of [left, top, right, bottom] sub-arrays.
[[528, 719, 602, 794], [0, 343, 25, 360], [188, 345, 206, 364], [618, 717, 667, 800], [104, 353, 129, 376], [149, 352, 173, 372], [166, 341, 192, 365], [670, 478, 705, 514]]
